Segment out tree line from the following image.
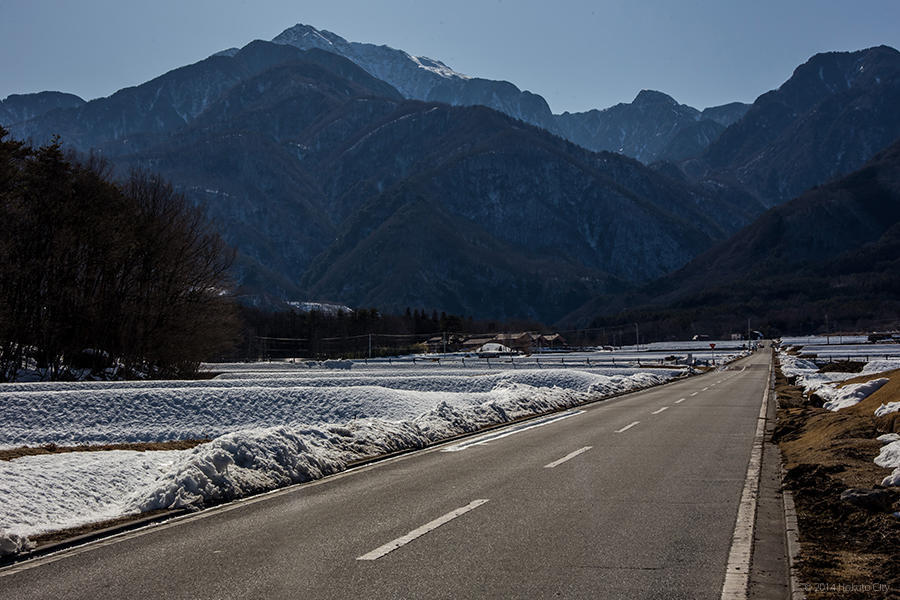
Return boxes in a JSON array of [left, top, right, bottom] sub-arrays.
[[0, 127, 237, 381], [233, 305, 549, 360]]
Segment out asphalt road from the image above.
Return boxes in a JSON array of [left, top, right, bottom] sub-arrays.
[[1, 350, 773, 599]]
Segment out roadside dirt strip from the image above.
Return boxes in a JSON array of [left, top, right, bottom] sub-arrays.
[[775, 358, 900, 599]]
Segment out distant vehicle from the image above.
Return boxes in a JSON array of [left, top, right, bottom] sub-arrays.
[[476, 343, 517, 358], [692, 334, 710, 341]]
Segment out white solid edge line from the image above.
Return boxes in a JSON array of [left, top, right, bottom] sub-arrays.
[[651, 406, 669, 415], [357, 499, 489, 561], [544, 446, 592, 469], [675, 398, 685, 404], [614, 421, 640, 433], [720, 357, 770, 600]]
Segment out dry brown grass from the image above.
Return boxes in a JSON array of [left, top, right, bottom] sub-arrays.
[[0, 439, 210, 461], [775, 361, 900, 597]]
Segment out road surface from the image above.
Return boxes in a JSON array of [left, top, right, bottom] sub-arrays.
[[1, 350, 773, 599]]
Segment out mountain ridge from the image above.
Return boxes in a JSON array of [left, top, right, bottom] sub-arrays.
[[565, 135, 900, 333], [688, 45, 900, 206]]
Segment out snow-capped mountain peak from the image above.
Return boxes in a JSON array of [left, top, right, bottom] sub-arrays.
[[272, 23, 470, 94], [270, 23, 558, 134]]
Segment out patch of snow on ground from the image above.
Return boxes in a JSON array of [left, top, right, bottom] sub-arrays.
[[875, 402, 900, 418], [861, 360, 900, 374], [875, 440, 900, 487], [778, 352, 895, 402], [819, 378, 889, 411]]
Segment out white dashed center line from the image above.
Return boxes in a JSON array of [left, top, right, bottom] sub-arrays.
[[651, 407, 669, 415], [675, 398, 685, 404], [615, 421, 640, 433], [357, 499, 489, 561], [690, 392, 699, 397], [544, 446, 592, 469], [442, 410, 583, 452]]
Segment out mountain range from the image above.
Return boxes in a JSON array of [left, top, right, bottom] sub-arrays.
[[686, 45, 900, 206], [2, 24, 899, 326], [271, 24, 750, 164]]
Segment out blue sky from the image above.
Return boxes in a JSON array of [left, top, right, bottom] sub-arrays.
[[2, 0, 898, 113]]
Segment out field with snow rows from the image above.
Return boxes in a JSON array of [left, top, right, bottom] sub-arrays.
[[0, 364, 686, 449], [780, 335, 869, 345], [203, 346, 747, 374], [792, 343, 900, 360]]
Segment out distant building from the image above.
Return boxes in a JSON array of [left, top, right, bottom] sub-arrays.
[[537, 333, 568, 349]]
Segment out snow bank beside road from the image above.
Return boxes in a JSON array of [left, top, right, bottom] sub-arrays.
[[0, 450, 182, 548], [136, 382, 587, 512], [0, 368, 678, 555]]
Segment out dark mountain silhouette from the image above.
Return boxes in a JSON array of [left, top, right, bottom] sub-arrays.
[[688, 45, 900, 206], [556, 90, 748, 163], [0, 91, 85, 126]]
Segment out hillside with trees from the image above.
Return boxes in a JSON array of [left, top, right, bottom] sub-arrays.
[[568, 136, 900, 338]]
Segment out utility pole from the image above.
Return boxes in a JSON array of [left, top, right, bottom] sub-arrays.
[[368, 333, 372, 359], [825, 314, 830, 345], [634, 323, 639, 350]]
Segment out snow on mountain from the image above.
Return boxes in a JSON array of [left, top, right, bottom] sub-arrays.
[[272, 24, 557, 132], [273, 24, 469, 99], [285, 301, 353, 315]]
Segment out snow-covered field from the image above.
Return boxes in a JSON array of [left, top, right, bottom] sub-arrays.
[[780, 335, 869, 345], [0, 354, 708, 556], [788, 342, 900, 360]]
